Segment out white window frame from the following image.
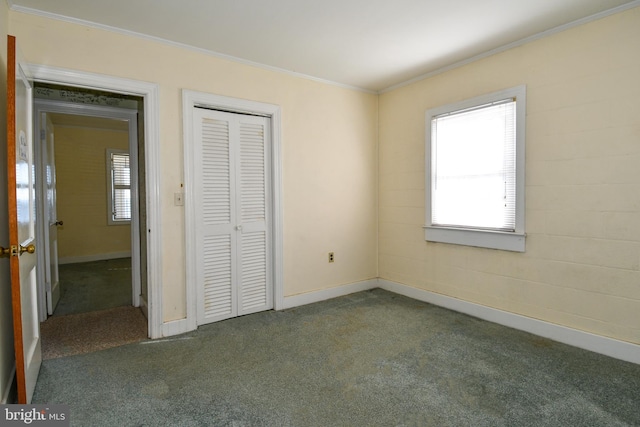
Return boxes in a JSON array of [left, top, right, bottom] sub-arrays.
[[424, 85, 526, 252], [107, 148, 132, 225]]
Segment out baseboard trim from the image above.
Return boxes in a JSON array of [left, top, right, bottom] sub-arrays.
[[162, 280, 377, 337], [162, 318, 190, 338], [378, 279, 640, 365], [282, 279, 378, 310], [1, 365, 16, 404], [58, 251, 132, 265], [158, 277, 640, 364]]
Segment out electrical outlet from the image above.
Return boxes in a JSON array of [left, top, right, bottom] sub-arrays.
[[328, 252, 334, 263]]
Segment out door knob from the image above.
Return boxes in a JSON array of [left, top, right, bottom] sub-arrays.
[[20, 244, 35, 255], [0, 244, 34, 257], [54, 220, 64, 226]]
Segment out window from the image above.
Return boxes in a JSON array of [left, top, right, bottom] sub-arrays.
[[425, 86, 526, 252], [107, 149, 131, 224]]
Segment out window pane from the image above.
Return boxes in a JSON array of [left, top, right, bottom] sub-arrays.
[[432, 101, 516, 231]]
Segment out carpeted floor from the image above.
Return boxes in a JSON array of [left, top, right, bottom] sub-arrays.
[[32, 289, 640, 426], [54, 258, 133, 316], [40, 306, 148, 359], [40, 257, 147, 360]]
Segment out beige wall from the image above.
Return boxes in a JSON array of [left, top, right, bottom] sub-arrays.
[[379, 8, 640, 344], [0, 0, 13, 403], [54, 125, 131, 260], [8, 11, 379, 321]]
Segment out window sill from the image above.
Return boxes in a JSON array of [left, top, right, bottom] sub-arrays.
[[108, 220, 131, 226], [424, 225, 525, 252]]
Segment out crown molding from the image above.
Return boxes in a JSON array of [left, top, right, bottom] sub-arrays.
[[9, 4, 376, 95], [380, 0, 640, 93], [9, 1, 639, 95]]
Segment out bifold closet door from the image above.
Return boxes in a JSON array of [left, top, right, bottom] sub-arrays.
[[194, 108, 272, 325]]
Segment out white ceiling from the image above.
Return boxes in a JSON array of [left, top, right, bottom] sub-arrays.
[[9, 0, 639, 91]]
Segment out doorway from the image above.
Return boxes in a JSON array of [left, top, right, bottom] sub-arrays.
[[33, 84, 148, 358]]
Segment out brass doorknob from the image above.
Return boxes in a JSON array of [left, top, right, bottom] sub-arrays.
[[0, 246, 9, 257], [20, 244, 35, 255]]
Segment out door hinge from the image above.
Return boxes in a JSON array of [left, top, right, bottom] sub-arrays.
[[40, 129, 46, 140], [46, 281, 52, 292]]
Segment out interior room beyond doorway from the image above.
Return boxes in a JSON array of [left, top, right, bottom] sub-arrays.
[[34, 84, 148, 359]]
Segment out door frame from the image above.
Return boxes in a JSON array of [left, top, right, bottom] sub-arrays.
[[33, 99, 141, 321], [182, 90, 284, 332], [29, 64, 163, 338]]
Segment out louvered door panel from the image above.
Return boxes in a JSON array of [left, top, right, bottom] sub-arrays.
[[237, 116, 271, 315], [240, 231, 268, 312], [239, 122, 266, 222], [195, 109, 237, 325], [201, 118, 231, 225], [202, 235, 233, 319]]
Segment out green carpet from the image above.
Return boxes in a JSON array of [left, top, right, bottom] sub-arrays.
[[32, 289, 640, 426], [54, 258, 132, 316]]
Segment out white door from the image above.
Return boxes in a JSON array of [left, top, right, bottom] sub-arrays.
[[194, 108, 272, 325], [6, 35, 41, 404], [42, 113, 61, 315]]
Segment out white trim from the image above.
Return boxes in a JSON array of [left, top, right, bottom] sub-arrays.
[[161, 319, 190, 338], [139, 294, 149, 322], [33, 100, 141, 318], [380, 1, 640, 93], [9, 4, 374, 95], [29, 65, 163, 339], [282, 279, 378, 310], [378, 279, 640, 365], [270, 106, 285, 312], [182, 90, 284, 332], [145, 272, 640, 364], [1, 365, 16, 404], [424, 226, 526, 252], [58, 251, 132, 265]]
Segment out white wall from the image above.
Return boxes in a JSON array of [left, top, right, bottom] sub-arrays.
[[8, 10, 379, 322], [378, 7, 640, 344]]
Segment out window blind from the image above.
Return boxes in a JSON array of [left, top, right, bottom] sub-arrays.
[[111, 152, 131, 221], [431, 99, 516, 231]]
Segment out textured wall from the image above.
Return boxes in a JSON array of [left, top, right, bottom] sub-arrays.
[[378, 8, 640, 344], [54, 125, 131, 260]]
